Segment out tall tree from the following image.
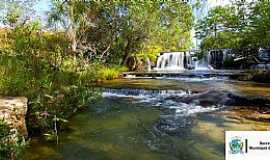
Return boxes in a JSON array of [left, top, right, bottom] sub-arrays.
[[248, 1, 270, 48], [48, 0, 193, 65]]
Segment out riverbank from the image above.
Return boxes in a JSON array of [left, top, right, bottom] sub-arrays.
[[21, 78, 270, 160], [0, 97, 28, 159], [0, 53, 126, 159]]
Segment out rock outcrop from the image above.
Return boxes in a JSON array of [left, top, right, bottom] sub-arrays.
[[0, 97, 28, 137]]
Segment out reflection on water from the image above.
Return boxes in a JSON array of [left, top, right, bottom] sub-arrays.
[[23, 78, 270, 160]]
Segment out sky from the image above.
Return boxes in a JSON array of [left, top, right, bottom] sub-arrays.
[[33, 0, 52, 23]]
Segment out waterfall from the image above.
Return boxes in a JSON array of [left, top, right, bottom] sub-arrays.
[[152, 50, 230, 71], [195, 54, 214, 70], [154, 52, 191, 71], [102, 88, 190, 99], [208, 50, 228, 69], [194, 49, 232, 70], [146, 57, 151, 72]]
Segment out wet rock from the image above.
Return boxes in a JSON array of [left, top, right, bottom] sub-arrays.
[[167, 90, 270, 108], [220, 106, 270, 122], [0, 97, 28, 137], [154, 116, 195, 137], [167, 90, 231, 107], [227, 94, 270, 107]]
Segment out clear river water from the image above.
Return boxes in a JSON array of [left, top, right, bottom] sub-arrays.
[[22, 77, 270, 160]]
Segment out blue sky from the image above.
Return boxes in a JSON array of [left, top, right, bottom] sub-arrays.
[[34, 0, 52, 22]]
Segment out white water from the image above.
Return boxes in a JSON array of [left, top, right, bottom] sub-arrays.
[[146, 57, 152, 72], [154, 52, 191, 71], [102, 88, 220, 116], [152, 51, 233, 71], [194, 54, 214, 70]]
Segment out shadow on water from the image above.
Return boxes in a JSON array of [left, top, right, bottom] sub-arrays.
[[23, 78, 270, 160]]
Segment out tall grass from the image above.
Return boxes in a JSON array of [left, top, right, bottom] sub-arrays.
[[98, 65, 127, 80]]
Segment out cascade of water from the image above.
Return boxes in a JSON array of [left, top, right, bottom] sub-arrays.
[[154, 52, 191, 71], [102, 88, 190, 98], [194, 54, 214, 70], [208, 50, 228, 69], [102, 88, 221, 117], [153, 50, 231, 71], [146, 57, 151, 72]]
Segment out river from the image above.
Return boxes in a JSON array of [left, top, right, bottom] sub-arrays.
[[22, 77, 270, 160]]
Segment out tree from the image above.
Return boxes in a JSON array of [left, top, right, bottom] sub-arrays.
[[248, 1, 270, 48], [48, 0, 193, 66], [0, 0, 39, 27], [196, 0, 254, 54]]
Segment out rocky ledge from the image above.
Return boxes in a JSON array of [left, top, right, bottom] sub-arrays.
[[0, 97, 28, 137]]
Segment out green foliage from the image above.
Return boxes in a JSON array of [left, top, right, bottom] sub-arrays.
[[0, 55, 31, 95], [0, 119, 26, 160], [98, 65, 127, 81], [248, 1, 270, 48], [0, 17, 123, 137], [77, 62, 127, 83], [49, 1, 193, 67], [197, 1, 270, 55], [0, 18, 98, 138], [77, 62, 104, 84], [0, 0, 39, 27]]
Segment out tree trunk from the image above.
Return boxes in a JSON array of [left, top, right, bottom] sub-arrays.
[[67, 24, 77, 52], [122, 41, 130, 65]]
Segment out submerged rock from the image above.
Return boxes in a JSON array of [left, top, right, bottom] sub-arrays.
[[0, 97, 28, 137], [219, 106, 270, 123], [153, 116, 196, 137]]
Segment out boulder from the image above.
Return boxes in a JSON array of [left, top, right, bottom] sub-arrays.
[[0, 97, 28, 137]]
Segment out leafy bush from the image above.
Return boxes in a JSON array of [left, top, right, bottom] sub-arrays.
[[77, 62, 103, 84], [26, 85, 99, 135], [0, 16, 127, 148], [0, 119, 26, 160]]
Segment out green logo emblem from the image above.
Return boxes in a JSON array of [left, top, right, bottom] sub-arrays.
[[229, 137, 244, 154]]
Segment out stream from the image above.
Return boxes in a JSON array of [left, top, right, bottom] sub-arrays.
[[23, 77, 270, 160]]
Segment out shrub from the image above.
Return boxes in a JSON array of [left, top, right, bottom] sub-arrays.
[[77, 62, 103, 84], [0, 119, 26, 160], [0, 55, 31, 96], [0, 18, 127, 147]]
